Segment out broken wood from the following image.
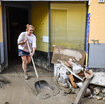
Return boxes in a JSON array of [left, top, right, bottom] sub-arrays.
[[73, 74, 94, 104], [84, 70, 93, 80], [69, 74, 77, 88]]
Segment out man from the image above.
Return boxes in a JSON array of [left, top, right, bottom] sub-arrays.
[[17, 24, 36, 80]]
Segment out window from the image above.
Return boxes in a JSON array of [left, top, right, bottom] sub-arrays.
[[98, 0, 105, 3]]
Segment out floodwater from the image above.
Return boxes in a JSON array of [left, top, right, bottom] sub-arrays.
[[0, 62, 105, 104]]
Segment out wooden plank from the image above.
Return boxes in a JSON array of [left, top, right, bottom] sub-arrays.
[[69, 74, 77, 88], [74, 75, 93, 104]]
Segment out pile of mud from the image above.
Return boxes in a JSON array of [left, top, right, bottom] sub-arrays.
[[0, 76, 10, 88], [36, 83, 60, 100]]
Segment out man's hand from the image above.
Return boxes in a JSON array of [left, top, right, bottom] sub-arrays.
[[30, 52, 34, 57]]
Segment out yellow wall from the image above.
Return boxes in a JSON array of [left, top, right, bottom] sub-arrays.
[[0, 5, 3, 42], [32, 2, 49, 52], [89, 0, 105, 43], [51, 2, 86, 50]]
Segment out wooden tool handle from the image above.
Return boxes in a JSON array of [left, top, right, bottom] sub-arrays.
[[26, 41, 39, 79]]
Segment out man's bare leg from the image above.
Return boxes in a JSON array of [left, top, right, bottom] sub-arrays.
[[26, 56, 31, 72], [21, 56, 28, 80]]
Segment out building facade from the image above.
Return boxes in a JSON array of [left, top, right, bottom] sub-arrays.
[[2, 0, 103, 71]]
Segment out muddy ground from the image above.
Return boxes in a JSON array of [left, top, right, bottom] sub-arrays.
[[0, 62, 105, 104]]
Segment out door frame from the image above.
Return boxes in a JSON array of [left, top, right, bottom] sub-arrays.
[[2, 2, 32, 67]]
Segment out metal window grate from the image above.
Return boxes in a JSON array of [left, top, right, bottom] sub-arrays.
[[98, 0, 105, 2]]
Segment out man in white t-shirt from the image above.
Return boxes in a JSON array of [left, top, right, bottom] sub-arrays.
[[17, 24, 36, 80]]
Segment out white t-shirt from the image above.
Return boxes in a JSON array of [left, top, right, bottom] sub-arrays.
[[17, 32, 36, 52]]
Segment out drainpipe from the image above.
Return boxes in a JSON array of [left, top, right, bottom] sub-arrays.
[[48, 2, 51, 66], [85, 1, 90, 68], [0, 2, 8, 72]]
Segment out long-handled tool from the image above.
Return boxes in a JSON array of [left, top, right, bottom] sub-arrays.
[[26, 40, 53, 95], [26, 41, 38, 79]]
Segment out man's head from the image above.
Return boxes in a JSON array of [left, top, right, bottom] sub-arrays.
[[26, 24, 35, 35]]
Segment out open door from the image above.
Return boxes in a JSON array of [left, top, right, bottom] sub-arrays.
[[6, 7, 29, 63]]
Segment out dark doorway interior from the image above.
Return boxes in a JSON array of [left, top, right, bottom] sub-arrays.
[[6, 7, 29, 63]]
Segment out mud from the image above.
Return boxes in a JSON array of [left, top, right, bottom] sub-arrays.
[[0, 62, 105, 104]]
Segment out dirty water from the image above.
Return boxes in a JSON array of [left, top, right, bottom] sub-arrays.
[[0, 63, 105, 104]]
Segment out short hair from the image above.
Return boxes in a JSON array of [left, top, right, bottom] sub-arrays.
[[26, 24, 35, 31]]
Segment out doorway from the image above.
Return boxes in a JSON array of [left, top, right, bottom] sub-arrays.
[[6, 7, 29, 64]]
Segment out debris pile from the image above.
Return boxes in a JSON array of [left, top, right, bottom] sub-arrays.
[[54, 59, 85, 88], [52, 46, 105, 103], [89, 85, 105, 100], [54, 59, 93, 90], [88, 72, 105, 101], [52, 46, 89, 89]]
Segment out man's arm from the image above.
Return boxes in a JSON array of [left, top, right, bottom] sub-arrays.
[[17, 38, 28, 45]]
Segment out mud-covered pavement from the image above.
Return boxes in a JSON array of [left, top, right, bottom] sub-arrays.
[[0, 63, 105, 104]]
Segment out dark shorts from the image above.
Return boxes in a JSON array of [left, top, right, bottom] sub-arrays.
[[18, 49, 30, 56]]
